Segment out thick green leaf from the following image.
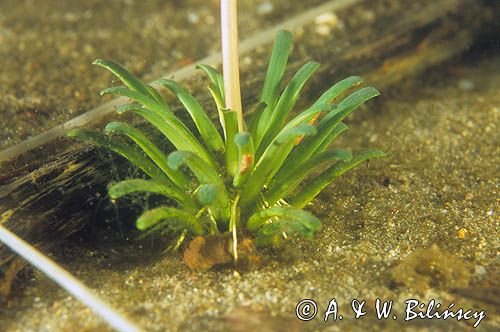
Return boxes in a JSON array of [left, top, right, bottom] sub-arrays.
[[196, 64, 225, 104], [277, 86, 380, 178], [67, 128, 167, 182], [168, 150, 231, 225], [223, 110, 239, 176], [108, 179, 196, 211], [136, 206, 202, 235], [93, 59, 155, 100], [105, 122, 188, 188], [155, 79, 224, 154], [259, 219, 311, 236], [167, 151, 221, 185], [311, 76, 363, 108], [246, 206, 321, 232], [207, 83, 226, 134], [266, 149, 352, 205], [195, 184, 218, 206], [195, 183, 231, 230], [256, 61, 320, 152], [255, 218, 317, 247], [116, 102, 144, 115], [314, 122, 349, 153], [289, 149, 386, 208], [147, 84, 167, 105], [233, 132, 255, 188], [247, 102, 267, 138], [272, 121, 348, 186], [115, 99, 216, 167], [100, 86, 169, 115], [197, 64, 226, 133], [279, 103, 331, 134], [239, 124, 316, 214], [260, 30, 293, 113]]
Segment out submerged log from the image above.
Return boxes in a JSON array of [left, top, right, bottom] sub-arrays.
[[0, 0, 494, 290]]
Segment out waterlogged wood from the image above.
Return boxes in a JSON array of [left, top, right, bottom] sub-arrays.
[[0, 0, 492, 284]]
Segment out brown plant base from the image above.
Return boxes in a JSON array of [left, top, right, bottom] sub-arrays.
[[183, 233, 262, 270]]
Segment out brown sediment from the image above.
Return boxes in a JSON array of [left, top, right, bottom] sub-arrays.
[[390, 244, 471, 292], [184, 235, 261, 270]]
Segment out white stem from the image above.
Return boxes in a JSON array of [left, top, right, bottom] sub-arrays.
[[221, 0, 244, 132], [0, 225, 143, 332]]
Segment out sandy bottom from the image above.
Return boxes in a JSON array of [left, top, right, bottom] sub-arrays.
[[1, 51, 499, 331]]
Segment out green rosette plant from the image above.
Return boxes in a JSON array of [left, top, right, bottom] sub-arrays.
[[69, 30, 385, 261]]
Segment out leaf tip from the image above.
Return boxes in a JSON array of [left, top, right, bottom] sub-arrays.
[[104, 122, 120, 133]]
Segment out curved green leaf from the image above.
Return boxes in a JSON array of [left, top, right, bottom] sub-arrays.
[[167, 151, 221, 185], [279, 103, 331, 135], [136, 206, 202, 235], [108, 179, 196, 211], [155, 79, 224, 154], [67, 128, 168, 182], [197, 64, 226, 132], [223, 110, 239, 176], [115, 100, 216, 167], [93, 59, 155, 100], [233, 132, 255, 188], [248, 102, 267, 137], [311, 76, 363, 108], [105, 122, 188, 188], [255, 218, 318, 247], [239, 124, 316, 214], [196, 64, 225, 104], [246, 206, 321, 232], [256, 61, 320, 152], [315, 122, 349, 153], [278, 86, 380, 178], [289, 149, 386, 208], [259, 30, 293, 116], [168, 151, 231, 225], [100, 86, 169, 115], [147, 84, 167, 105], [272, 121, 348, 186], [267, 149, 352, 205]]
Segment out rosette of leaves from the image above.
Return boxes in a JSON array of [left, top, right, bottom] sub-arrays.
[[69, 30, 385, 258]]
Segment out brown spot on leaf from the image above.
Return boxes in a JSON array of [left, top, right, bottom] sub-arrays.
[[239, 154, 254, 175]]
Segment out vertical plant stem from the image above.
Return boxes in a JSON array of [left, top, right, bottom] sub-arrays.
[[229, 194, 240, 263], [221, 0, 244, 132]]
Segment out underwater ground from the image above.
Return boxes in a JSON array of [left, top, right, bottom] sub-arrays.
[[1, 47, 498, 332], [0, 0, 498, 331]]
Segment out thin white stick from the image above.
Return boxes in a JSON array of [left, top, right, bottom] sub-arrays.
[[221, 0, 244, 132], [0, 225, 144, 332]]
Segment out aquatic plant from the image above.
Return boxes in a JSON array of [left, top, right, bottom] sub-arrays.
[[69, 30, 384, 261]]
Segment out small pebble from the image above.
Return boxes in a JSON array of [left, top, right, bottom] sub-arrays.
[[458, 79, 475, 91], [257, 1, 273, 16], [314, 12, 343, 36], [457, 228, 468, 239], [474, 265, 487, 276], [187, 12, 200, 24]]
